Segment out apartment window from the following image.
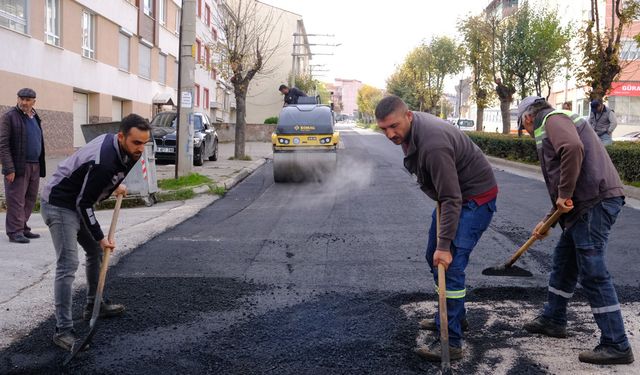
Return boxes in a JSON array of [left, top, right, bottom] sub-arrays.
[[158, 0, 166, 25], [194, 84, 200, 107], [143, 0, 153, 17], [81, 11, 95, 59], [621, 39, 640, 61], [212, 27, 217, 41], [175, 8, 180, 33], [119, 31, 130, 71], [205, 47, 210, 68], [204, 88, 209, 111], [159, 53, 167, 84], [0, 0, 28, 34], [139, 42, 151, 79], [45, 0, 60, 46], [204, 4, 210, 26], [197, 0, 201, 17]]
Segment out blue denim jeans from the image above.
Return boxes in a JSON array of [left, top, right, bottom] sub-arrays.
[[542, 197, 629, 351], [426, 198, 496, 348], [40, 200, 102, 331]]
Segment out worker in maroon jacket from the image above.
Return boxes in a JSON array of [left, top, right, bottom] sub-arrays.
[[376, 95, 498, 362], [518, 95, 633, 365]]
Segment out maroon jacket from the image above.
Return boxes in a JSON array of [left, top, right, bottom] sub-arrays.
[[0, 106, 46, 178]]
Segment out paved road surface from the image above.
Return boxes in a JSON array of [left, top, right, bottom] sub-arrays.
[[2, 125, 638, 374]]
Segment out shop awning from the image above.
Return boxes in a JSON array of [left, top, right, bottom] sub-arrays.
[[152, 92, 175, 105]]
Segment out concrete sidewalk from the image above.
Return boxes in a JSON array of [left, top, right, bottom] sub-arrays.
[[0, 141, 272, 350]]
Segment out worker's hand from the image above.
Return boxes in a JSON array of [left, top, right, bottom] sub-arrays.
[[532, 221, 551, 240], [433, 249, 452, 270], [5, 173, 15, 183], [114, 184, 127, 197], [99, 237, 116, 252], [555, 197, 574, 214]]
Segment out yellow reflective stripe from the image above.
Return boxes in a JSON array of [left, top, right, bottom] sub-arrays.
[[434, 285, 466, 299]]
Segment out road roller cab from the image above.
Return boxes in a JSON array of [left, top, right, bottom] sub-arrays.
[[271, 102, 340, 182]]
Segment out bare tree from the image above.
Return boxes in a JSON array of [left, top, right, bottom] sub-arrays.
[[213, 0, 283, 158], [579, 0, 640, 100]]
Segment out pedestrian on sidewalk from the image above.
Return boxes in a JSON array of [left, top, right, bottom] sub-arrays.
[[375, 95, 498, 362], [0, 88, 46, 244], [517, 96, 634, 365], [40, 114, 151, 352], [588, 98, 617, 146]]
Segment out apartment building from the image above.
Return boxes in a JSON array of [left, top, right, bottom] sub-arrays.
[[0, 0, 234, 155], [333, 78, 362, 118]]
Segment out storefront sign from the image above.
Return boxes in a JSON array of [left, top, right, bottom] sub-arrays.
[[609, 82, 640, 96]]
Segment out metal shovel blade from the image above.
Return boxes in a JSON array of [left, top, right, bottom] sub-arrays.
[[482, 264, 533, 277]]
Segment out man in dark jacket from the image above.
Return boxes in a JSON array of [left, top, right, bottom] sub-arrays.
[[0, 88, 46, 244], [518, 95, 634, 365], [41, 113, 150, 351], [375, 96, 498, 362], [588, 99, 617, 146], [279, 84, 307, 105]]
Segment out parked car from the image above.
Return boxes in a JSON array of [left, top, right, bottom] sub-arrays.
[[455, 118, 476, 132], [612, 131, 640, 142], [151, 111, 219, 166]]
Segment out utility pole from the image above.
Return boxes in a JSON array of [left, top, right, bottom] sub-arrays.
[[291, 33, 340, 83], [175, 0, 196, 178]]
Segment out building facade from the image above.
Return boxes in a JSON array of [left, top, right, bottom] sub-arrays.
[[0, 0, 236, 155]]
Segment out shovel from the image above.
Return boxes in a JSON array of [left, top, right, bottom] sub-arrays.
[[482, 200, 572, 277], [436, 204, 452, 374], [64, 194, 123, 366]]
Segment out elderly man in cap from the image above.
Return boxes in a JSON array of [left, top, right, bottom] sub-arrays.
[[0, 88, 46, 244], [588, 98, 617, 145], [517, 95, 633, 365]]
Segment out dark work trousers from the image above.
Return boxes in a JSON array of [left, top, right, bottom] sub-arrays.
[[542, 197, 630, 351], [4, 162, 40, 237], [425, 198, 496, 348]]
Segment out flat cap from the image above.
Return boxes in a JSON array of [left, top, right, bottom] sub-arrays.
[[17, 88, 36, 98]]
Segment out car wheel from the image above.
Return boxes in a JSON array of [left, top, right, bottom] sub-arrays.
[[209, 140, 218, 161], [194, 145, 204, 166]]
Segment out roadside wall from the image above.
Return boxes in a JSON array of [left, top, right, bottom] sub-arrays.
[[216, 123, 276, 142]]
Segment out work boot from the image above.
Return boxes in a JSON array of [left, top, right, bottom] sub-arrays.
[[83, 301, 126, 321], [578, 344, 634, 365], [419, 317, 469, 332], [415, 340, 463, 362], [23, 231, 40, 239], [523, 315, 567, 338], [52, 329, 88, 352], [9, 234, 30, 244]]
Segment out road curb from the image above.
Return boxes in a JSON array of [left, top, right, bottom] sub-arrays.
[[487, 155, 640, 201]]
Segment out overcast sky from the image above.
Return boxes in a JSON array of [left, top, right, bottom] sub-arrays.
[[261, 0, 487, 92]]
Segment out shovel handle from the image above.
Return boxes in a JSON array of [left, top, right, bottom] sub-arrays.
[[506, 201, 572, 267], [435, 203, 451, 369], [91, 194, 123, 324]]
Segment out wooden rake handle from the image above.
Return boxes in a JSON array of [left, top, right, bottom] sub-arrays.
[[505, 200, 572, 268]]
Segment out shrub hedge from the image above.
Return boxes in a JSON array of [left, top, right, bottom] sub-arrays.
[[264, 116, 278, 124], [466, 132, 640, 183]]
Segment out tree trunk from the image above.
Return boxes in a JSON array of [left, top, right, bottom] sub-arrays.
[[476, 107, 484, 131], [500, 100, 511, 134], [234, 93, 246, 159]]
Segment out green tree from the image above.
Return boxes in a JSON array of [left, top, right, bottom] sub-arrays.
[[459, 14, 494, 131], [579, 0, 640, 100], [386, 36, 463, 115], [357, 85, 383, 123]]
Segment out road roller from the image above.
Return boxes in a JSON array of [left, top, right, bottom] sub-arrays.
[[272, 100, 340, 182]]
